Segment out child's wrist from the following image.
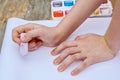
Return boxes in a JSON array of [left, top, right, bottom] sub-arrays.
[[52, 27, 68, 46], [104, 35, 118, 56]]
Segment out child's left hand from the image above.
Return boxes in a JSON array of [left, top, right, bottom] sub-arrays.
[[51, 33, 115, 76]]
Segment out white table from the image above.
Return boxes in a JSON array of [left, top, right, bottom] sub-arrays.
[[0, 17, 120, 80]]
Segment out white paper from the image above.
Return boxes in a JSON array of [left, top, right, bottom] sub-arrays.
[[0, 17, 120, 80]]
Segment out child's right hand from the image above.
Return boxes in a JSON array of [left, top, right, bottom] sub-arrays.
[[12, 23, 63, 51]]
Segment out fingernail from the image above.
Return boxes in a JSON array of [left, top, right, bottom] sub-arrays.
[[51, 51, 55, 56], [51, 50, 56, 56], [21, 36, 26, 42], [71, 70, 78, 76], [33, 47, 38, 50], [31, 44, 36, 48], [58, 66, 64, 72], [54, 59, 59, 65], [71, 71, 75, 76]]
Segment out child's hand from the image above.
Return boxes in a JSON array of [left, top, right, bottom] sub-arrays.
[[51, 34, 115, 76], [12, 23, 61, 51]]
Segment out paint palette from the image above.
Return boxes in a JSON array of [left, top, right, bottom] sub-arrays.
[[51, 0, 76, 19], [51, 0, 113, 20]]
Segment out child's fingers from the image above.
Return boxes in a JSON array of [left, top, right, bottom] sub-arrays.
[[12, 31, 20, 44], [13, 37, 21, 45], [36, 41, 43, 48], [57, 55, 75, 72], [57, 53, 86, 72], [29, 42, 42, 51], [28, 39, 42, 51], [51, 41, 78, 56], [12, 23, 43, 45], [28, 41, 36, 51], [75, 35, 87, 40], [24, 23, 40, 32], [71, 58, 93, 76], [12, 25, 25, 44], [21, 29, 42, 43], [53, 47, 81, 65]]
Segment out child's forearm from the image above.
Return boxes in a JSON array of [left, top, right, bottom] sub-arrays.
[[105, 0, 120, 54], [110, 0, 116, 9], [55, 0, 103, 42]]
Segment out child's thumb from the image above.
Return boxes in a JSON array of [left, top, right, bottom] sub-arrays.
[[21, 29, 41, 42]]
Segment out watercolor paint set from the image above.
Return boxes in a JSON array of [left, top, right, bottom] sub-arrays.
[[90, 0, 113, 17], [51, 0, 113, 20], [51, 0, 76, 19]]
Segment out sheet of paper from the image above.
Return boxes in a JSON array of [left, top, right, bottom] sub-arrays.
[[0, 17, 120, 80]]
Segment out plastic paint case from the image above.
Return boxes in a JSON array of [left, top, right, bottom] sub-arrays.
[[100, 8, 111, 14], [51, 0, 75, 19], [51, 0, 113, 20], [90, 1, 113, 17]]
